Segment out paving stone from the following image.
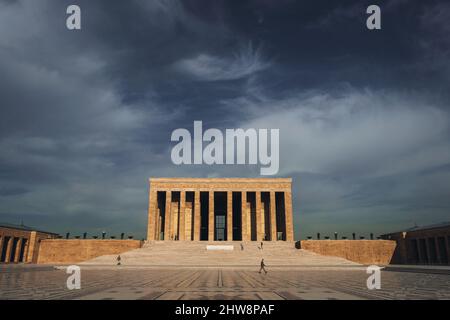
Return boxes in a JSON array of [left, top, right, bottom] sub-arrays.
[[1, 265, 449, 300]]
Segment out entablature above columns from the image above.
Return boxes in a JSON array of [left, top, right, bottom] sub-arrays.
[[149, 178, 292, 192]]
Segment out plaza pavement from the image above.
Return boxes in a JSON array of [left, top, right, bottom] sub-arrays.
[[1, 264, 449, 300]]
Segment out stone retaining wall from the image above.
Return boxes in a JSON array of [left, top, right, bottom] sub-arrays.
[[37, 239, 143, 264], [300, 240, 396, 265]]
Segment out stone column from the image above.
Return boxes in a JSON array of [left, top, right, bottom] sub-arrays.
[[26, 232, 38, 263], [185, 203, 192, 241], [285, 191, 294, 241], [270, 191, 277, 241], [5, 237, 14, 263], [155, 204, 160, 240], [256, 192, 263, 241], [179, 191, 186, 241], [14, 238, 23, 263], [147, 188, 157, 241], [164, 191, 172, 240], [208, 191, 215, 241], [227, 191, 233, 241], [170, 198, 179, 240], [194, 190, 201, 241], [23, 239, 29, 263], [241, 191, 249, 241], [157, 215, 162, 240]]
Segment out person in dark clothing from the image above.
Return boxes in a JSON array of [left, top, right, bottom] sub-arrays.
[[117, 255, 121, 266], [259, 258, 267, 274], [240, 243, 244, 250], [260, 241, 264, 250]]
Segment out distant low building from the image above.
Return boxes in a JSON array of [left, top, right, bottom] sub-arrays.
[[381, 222, 450, 265], [0, 223, 59, 263]]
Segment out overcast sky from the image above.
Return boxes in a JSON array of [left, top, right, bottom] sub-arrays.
[[0, 0, 449, 240]]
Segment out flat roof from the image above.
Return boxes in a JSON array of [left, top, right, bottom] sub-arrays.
[[0, 222, 58, 235], [381, 221, 450, 236], [149, 177, 292, 183]]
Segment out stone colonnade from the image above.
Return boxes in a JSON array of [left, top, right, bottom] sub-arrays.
[[0, 228, 44, 263], [147, 178, 294, 241]]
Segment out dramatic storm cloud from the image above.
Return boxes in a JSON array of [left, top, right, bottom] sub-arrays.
[[174, 44, 270, 81], [0, 0, 449, 239]]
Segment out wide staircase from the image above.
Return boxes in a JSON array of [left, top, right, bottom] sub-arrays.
[[80, 241, 359, 267]]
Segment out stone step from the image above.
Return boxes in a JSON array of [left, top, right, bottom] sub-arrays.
[[80, 241, 358, 267]]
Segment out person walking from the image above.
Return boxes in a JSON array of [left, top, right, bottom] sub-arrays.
[[116, 255, 121, 266], [260, 241, 264, 250], [259, 258, 267, 274], [240, 243, 244, 251]]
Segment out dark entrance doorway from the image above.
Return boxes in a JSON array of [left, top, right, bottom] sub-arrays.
[[200, 192, 209, 241], [276, 192, 286, 240], [232, 192, 242, 240], [216, 215, 225, 241], [214, 192, 227, 241]]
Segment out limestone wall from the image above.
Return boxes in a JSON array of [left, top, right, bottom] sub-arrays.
[[37, 239, 143, 264], [300, 240, 396, 265]]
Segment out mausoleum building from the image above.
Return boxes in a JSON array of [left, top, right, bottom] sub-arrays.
[[146, 178, 294, 241]]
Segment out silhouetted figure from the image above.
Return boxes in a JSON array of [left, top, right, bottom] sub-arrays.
[[260, 241, 264, 250], [240, 243, 244, 251], [259, 258, 267, 274], [117, 255, 121, 266]]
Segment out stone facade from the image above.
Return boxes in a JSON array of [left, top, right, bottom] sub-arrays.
[[147, 178, 294, 241], [0, 224, 58, 263], [300, 240, 397, 265], [37, 239, 143, 264], [381, 222, 450, 265]]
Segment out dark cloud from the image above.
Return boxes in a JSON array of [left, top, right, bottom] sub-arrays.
[[0, 0, 449, 239]]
